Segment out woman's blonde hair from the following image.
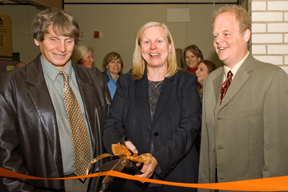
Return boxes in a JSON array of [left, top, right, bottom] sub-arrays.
[[72, 45, 93, 64], [132, 22, 178, 80]]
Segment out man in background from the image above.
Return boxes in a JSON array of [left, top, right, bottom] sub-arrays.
[[198, 5, 288, 192], [0, 8, 110, 191]]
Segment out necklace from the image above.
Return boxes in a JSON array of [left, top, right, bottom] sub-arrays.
[[153, 80, 164, 88]]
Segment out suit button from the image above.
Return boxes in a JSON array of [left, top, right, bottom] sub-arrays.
[[154, 132, 159, 136]]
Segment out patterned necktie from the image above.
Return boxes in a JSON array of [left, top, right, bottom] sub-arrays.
[[220, 70, 233, 105], [59, 71, 90, 179]]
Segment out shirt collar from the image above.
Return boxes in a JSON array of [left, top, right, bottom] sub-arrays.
[[223, 51, 249, 80], [41, 55, 73, 82], [106, 70, 117, 85]]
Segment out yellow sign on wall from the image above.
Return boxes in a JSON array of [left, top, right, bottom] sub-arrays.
[[0, 13, 12, 60]]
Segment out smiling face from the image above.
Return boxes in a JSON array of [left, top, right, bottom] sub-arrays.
[[107, 57, 122, 75], [138, 26, 171, 70], [34, 25, 74, 71], [185, 50, 201, 69], [79, 51, 94, 69], [195, 62, 209, 86], [213, 11, 250, 68]]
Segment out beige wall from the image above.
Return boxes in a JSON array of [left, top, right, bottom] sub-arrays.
[[0, 5, 41, 64], [0, 0, 237, 72], [65, 1, 238, 72]]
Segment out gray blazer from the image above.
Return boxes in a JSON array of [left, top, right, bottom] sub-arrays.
[[198, 53, 288, 192]]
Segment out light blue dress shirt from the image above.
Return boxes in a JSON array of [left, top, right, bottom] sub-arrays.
[[41, 56, 92, 175], [106, 70, 117, 99]]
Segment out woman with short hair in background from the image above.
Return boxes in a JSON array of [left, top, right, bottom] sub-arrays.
[[195, 59, 217, 102], [183, 44, 203, 74], [101, 52, 123, 99]]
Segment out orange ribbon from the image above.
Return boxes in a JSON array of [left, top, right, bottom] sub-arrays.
[[1, 167, 288, 191]]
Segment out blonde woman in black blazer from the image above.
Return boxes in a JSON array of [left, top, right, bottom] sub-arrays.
[[102, 22, 201, 192]]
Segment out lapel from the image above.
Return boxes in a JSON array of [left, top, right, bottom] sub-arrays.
[[72, 62, 91, 119], [26, 54, 59, 153], [213, 68, 224, 114], [152, 74, 175, 128], [218, 53, 254, 111], [135, 72, 152, 130], [73, 63, 96, 150], [135, 71, 175, 131]]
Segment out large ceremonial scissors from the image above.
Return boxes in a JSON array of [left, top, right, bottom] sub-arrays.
[[86, 142, 152, 190]]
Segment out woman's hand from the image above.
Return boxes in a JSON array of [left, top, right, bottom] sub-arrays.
[[124, 141, 142, 167], [136, 156, 158, 183], [125, 141, 138, 154], [125, 140, 158, 182]]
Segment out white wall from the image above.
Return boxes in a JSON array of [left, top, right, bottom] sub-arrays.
[[250, 0, 288, 73]]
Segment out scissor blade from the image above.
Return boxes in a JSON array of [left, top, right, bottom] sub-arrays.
[[96, 159, 120, 172], [101, 158, 127, 183]]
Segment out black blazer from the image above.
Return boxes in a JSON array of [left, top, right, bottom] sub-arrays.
[[0, 54, 111, 191], [102, 70, 201, 192]]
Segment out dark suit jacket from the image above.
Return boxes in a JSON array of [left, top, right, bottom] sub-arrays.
[[102, 70, 201, 192], [198, 53, 288, 192], [0, 54, 111, 191]]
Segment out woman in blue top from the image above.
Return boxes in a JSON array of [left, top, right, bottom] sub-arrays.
[[101, 52, 123, 99]]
